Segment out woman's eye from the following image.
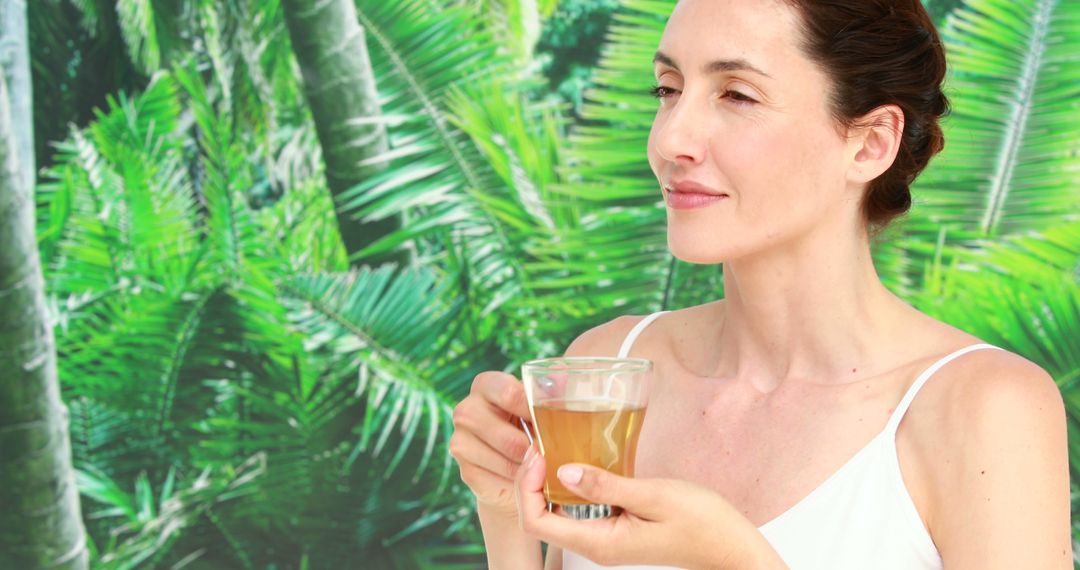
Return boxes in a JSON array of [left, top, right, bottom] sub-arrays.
[[648, 84, 757, 107], [648, 84, 677, 99], [723, 90, 757, 105]]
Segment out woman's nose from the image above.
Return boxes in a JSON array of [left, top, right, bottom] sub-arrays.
[[653, 98, 707, 164]]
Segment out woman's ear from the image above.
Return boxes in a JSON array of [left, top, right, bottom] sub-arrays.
[[847, 104, 904, 184]]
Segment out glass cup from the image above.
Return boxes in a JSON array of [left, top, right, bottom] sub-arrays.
[[521, 357, 652, 520]]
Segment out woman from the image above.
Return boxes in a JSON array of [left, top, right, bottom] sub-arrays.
[[448, 0, 1072, 567]]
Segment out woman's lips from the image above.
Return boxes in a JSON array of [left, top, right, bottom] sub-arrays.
[[665, 190, 728, 210], [663, 180, 729, 210]]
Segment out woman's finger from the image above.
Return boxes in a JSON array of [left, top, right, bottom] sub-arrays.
[[556, 464, 665, 520], [515, 446, 547, 522], [457, 401, 532, 462], [455, 460, 518, 507], [476, 410, 531, 462], [516, 452, 618, 554], [449, 427, 526, 481], [472, 371, 531, 419]]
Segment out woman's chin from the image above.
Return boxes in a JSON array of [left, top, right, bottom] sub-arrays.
[[667, 244, 729, 265]]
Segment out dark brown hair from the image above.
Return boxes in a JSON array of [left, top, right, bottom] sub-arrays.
[[782, 0, 949, 230]]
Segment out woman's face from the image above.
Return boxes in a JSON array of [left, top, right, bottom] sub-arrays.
[[647, 0, 860, 264]]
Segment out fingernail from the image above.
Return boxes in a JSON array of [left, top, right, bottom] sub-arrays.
[[523, 446, 535, 464], [557, 465, 583, 485]]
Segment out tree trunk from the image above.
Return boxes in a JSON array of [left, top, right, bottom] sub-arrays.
[[281, 0, 407, 268], [0, 0, 33, 193], [0, 4, 88, 566]]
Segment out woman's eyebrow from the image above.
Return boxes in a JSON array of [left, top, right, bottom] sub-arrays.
[[652, 50, 772, 79]]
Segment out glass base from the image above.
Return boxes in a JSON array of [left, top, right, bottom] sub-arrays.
[[548, 502, 618, 519]]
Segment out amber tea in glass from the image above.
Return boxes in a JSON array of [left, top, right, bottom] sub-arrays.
[[522, 357, 652, 520]]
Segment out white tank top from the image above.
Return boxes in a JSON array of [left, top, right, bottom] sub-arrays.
[[564, 310, 1001, 570]]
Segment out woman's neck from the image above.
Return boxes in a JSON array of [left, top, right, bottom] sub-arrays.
[[711, 226, 911, 392]]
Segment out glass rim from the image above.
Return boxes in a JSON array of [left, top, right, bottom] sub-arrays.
[[521, 356, 652, 373]]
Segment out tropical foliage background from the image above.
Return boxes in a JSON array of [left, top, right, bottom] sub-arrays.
[[0, 0, 1076, 567]]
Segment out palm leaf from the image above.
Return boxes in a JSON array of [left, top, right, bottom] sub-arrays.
[[61, 289, 229, 480], [331, 0, 559, 343], [37, 73, 197, 297], [904, 0, 1080, 240], [279, 266, 475, 481], [338, 0, 513, 254], [86, 454, 267, 570], [115, 0, 162, 73], [173, 63, 281, 285], [334, 0, 586, 353], [33, 4, 492, 565]]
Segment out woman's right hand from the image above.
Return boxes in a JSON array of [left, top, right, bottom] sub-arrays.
[[450, 371, 534, 519]]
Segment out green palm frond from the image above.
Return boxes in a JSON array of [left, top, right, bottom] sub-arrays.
[[60, 289, 225, 480], [440, 79, 582, 350], [68, 397, 146, 476], [196, 0, 296, 149], [28, 0, 149, 168], [907, 0, 1080, 240], [77, 465, 177, 525], [67, 0, 107, 34], [561, 0, 667, 208], [916, 223, 1080, 382], [115, 0, 162, 72], [32, 2, 495, 564], [256, 176, 348, 273], [84, 454, 267, 570], [339, 0, 507, 223], [334, 0, 520, 260], [420, 43, 694, 355], [476, 0, 543, 61], [446, 80, 568, 235], [279, 266, 476, 481], [154, 266, 485, 566], [333, 0, 588, 353], [525, 206, 670, 340], [173, 64, 278, 284], [38, 73, 203, 306]]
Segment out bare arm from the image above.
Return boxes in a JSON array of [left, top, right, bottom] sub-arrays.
[[450, 371, 540, 569], [478, 506, 544, 569], [930, 353, 1071, 567], [545, 545, 564, 570]]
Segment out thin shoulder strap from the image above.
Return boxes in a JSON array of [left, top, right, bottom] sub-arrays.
[[617, 311, 670, 358], [884, 343, 1003, 434]]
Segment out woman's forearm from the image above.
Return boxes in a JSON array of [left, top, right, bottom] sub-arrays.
[[716, 528, 788, 570], [478, 505, 544, 570]]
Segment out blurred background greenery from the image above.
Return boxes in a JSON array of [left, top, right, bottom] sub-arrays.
[[0, 0, 1076, 568]]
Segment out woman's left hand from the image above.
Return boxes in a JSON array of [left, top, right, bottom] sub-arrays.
[[515, 447, 787, 569]]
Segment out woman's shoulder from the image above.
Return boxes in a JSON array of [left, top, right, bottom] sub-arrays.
[[903, 326, 1068, 559], [562, 301, 717, 358], [910, 337, 1061, 437], [562, 313, 657, 358], [900, 312, 1059, 436], [901, 313, 1058, 420]]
